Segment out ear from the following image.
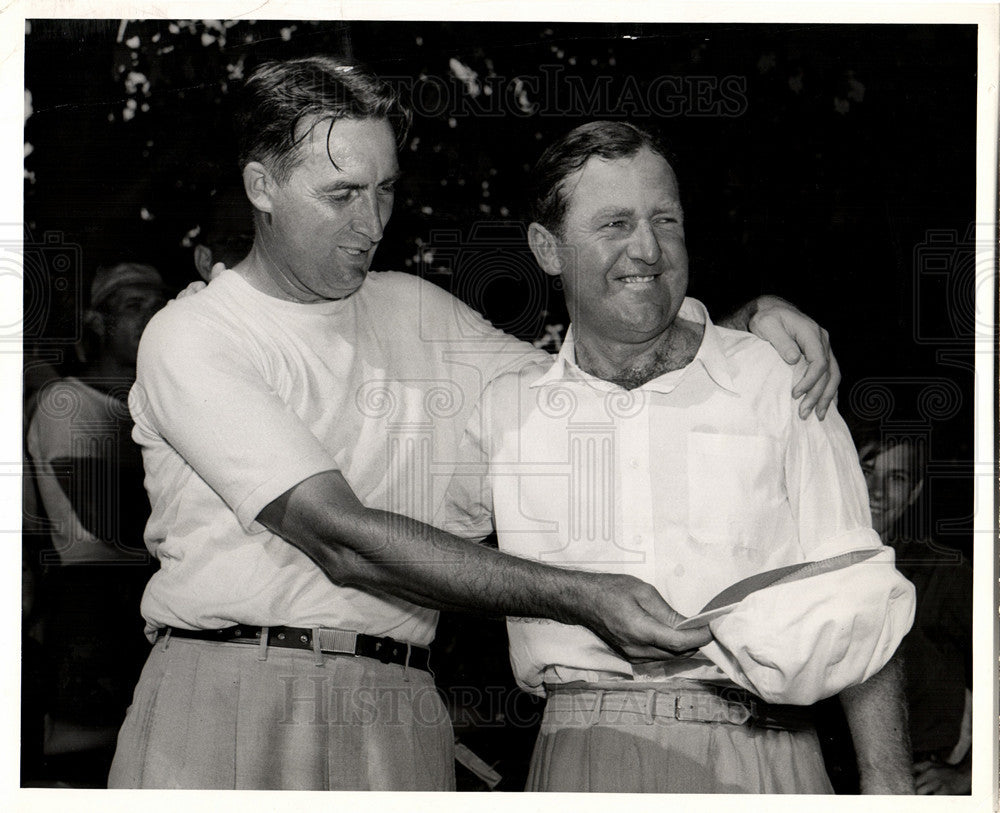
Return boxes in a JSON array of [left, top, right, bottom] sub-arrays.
[[243, 161, 275, 214], [906, 478, 924, 508], [528, 222, 563, 278], [193, 245, 214, 282]]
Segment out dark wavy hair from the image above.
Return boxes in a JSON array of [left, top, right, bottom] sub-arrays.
[[236, 55, 412, 183], [847, 416, 927, 482], [529, 121, 677, 235]]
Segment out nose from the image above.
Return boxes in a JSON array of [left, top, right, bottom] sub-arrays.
[[353, 193, 385, 243], [626, 220, 661, 265], [864, 470, 881, 498]]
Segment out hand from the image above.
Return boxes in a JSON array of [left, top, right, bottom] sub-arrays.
[[577, 573, 712, 662], [746, 296, 840, 420], [176, 280, 207, 300], [914, 759, 971, 795]]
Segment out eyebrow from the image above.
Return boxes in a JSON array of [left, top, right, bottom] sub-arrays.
[[590, 207, 634, 221], [589, 202, 683, 220], [317, 172, 401, 194]]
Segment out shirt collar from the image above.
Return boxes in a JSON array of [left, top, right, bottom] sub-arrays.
[[529, 297, 738, 394]]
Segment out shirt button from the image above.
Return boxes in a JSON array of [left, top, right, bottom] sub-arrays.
[[633, 534, 643, 545], [629, 458, 639, 469]]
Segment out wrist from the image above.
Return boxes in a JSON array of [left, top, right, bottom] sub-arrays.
[[553, 567, 603, 626]]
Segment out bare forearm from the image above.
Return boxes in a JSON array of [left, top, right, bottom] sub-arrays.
[[257, 471, 712, 661], [305, 504, 589, 620], [839, 654, 914, 794]]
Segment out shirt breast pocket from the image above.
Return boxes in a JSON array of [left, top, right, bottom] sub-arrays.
[[686, 431, 784, 549]]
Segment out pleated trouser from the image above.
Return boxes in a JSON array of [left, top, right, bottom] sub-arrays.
[[107, 636, 455, 790], [527, 687, 833, 794]]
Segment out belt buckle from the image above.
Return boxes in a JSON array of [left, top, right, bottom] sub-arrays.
[[373, 635, 398, 664], [316, 627, 360, 656], [674, 694, 751, 725]]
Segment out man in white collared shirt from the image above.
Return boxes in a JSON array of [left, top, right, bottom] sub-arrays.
[[442, 121, 915, 794]]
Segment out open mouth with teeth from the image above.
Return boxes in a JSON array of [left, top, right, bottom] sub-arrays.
[[340, 246, 370, 257], [617, 274, 659, 284]]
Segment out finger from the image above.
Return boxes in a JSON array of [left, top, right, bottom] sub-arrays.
[[176, 281, 207, 301], [627, 584, 713, 651], [631, 584, 688, 628], [796, 369, 830, 419], [620, 638, 708, 662], [766, 327, 804, 366], [814, 351, 841, 421], [648, 625, 713, 654]]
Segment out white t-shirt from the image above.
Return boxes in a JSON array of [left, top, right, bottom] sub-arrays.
[[28, 376, 149, 564], [132, 269, 544, 644]]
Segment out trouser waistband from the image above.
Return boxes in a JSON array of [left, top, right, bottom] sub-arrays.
[[544, 681, 815, 731], [158, 625, 431, 673]]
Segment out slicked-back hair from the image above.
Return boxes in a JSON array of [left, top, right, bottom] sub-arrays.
[[529, 121, 678, 235], [236, 55, 412, 183]]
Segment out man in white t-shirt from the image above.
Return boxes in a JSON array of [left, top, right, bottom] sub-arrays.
[[108, 57, 842, 791]]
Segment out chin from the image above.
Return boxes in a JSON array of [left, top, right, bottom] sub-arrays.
[[324, 274, 368, 299]]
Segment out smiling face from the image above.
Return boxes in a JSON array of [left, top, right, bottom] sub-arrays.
[[535, 146, 688, 347], [859, 442, 924, 537], [249, 116, 400, 302]]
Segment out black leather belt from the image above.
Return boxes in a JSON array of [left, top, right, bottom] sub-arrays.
[[159, 625, 431, 673]]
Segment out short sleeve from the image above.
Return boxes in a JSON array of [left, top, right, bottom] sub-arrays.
[[130, 305, 338, 530], [436, 398, 495, 541]]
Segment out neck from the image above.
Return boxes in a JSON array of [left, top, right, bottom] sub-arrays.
[[573, 317, 704, 390], [232, 240, 285, 299]]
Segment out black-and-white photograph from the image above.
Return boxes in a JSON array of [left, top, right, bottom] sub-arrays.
[[12, 5, 996, 810]]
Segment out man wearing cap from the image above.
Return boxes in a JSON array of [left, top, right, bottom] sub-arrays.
[[26, 262, 168, 774], [108, 58, 841, 791], [442, 121, 916, 794]]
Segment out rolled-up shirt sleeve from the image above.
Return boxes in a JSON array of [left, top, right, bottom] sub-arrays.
[[702, 391, 915, 705]]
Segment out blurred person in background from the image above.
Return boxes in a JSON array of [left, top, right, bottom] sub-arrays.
[[189, 182, 255, 283], [850, 420, 972, 795], [24, 262, 168, 786]]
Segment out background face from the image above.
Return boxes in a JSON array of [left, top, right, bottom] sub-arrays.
[[860, 443, 922, 537]]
